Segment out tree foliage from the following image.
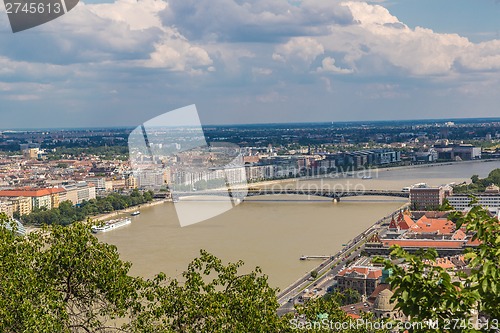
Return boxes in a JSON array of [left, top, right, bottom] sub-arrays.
[[47, 146, 129, 161], [11, 206, 498, 332], [0, 216, 289, 332], [377, 205, 500, 332], [453, 168, 500, 193], [289, 295, 388, 333], [130, 250, 285, 332], [0, 214, 139, 332], [21, 189, 154, 226]]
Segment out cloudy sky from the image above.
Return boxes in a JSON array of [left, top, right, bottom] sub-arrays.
[[0, 0, 499, 128]]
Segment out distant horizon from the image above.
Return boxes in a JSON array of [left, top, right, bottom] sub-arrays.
[[1, 116, 499, 132]]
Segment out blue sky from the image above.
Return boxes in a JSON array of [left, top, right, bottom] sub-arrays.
[[0, 0, 499, 128]]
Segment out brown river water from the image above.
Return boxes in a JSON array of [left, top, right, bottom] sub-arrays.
[[97, 160, 499, 290]]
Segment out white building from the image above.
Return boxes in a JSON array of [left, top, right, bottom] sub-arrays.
[[86, 177, 107, 192], [448, 193, 500, 215]]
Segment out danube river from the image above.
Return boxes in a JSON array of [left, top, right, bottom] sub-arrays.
[[97, 160, 499, 290]]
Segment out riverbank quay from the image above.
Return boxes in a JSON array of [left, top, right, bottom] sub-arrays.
[[23, 199, 167, 234], [276, 203, 409, 315], [92, 199, 167, 221]]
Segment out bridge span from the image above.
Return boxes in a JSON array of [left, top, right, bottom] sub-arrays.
[[171, 188, 409, 201]]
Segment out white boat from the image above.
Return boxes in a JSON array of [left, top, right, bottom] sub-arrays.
[[361, 176, 372, 179], [131, 211, 140, 216], [91, 218, 131, 234]]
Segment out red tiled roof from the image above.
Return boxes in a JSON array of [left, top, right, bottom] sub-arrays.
[[0, 187, 65, 197], [466, 238, 482, 246], [346, 313, 361, 319], [367, 233, 381, 243], [388, 217, 398, 229], [337, 266, 382, 279], [368, 284, 391, 301], [338, 267, 368, 276], [397, 211, 404, 222], [382, 239, 465, 249], [399, 215, 416, 230], [451, 229, 466, 240], [367, 270, 382, 279], [409, 217, 455, 234], [424, 257, 456, 269]]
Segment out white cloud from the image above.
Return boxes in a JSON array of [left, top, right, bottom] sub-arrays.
[[273, 37, 324, 67], [86, 0, 167, 30], [457, 40, 500, 71], [317, 57, 353, 74], [144, 28, 213, 70], [346, 1, 400, 26], [161, 0, 354, 42], [0, 56, 69, 78], [1, 0, 500, 127], [203, 45, 255, 74], [292, 1, 500, 78], [1, 0, 498, 79]]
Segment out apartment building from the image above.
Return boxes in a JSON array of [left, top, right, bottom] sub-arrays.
[[334, 266, 383, 297], [125, 175, 138, 189], [448, 193, 500, 214], [9, 196, 33, 216], [136, 170, 165, 188], [61, 182, 96, 205], [0, 200, 15, 217], [410, 185, 452, 210], [0, 188, 65, 211]]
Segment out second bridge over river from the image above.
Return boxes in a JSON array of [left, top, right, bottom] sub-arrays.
[[172, 187, 409, 201]]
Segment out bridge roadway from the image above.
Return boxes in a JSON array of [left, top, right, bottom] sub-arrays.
[[171, 188, 409, 201]]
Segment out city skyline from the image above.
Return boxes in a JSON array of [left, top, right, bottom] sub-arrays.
[[1, 116, 500, 131], [0, 0, 499, 128]]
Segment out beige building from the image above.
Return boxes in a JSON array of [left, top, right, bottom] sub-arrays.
[[1, 196, 33, 216], [372, 289, 405, 320], [0, 200, 15, 217], [111, 179, 126, 191], [22, 148, 39, 160], [0, 188, 64, 212], [125, 175, 138, 189], [61, 182, 96, 205]]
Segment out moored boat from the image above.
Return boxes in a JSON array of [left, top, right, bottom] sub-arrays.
[[131, 211, 140, 216], [91, 218, 131, 234]]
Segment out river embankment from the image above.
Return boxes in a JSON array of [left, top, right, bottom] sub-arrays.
[[92, 199, 167, 221]]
